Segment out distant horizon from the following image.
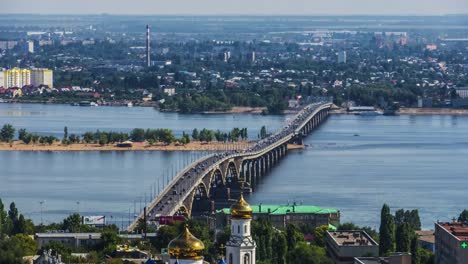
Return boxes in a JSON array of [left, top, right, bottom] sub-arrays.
[[2, 12, 468, 17], [2, 0, 467, 16]]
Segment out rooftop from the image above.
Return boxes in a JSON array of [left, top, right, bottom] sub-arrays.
[[416, 230, 435, 244], [327, 230, 378, 247], [437, 222, 468, 241], [217, 204, 338, 215]]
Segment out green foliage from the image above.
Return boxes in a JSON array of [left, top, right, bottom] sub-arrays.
[[313, 225, 331, 247], [458, 209, 468, 222], [286, 224, 304, 251], [259, 126, 267, 139], [130, 128, 146, 142], [287, 242, 333, 264], [379, 204, 395, 256], [0, 237, 25, 264], [395, 209, 421, 231], [271, 231, 288, 264], [252, 218, 274, 261], [62, 213, 82, 232], [191, 128, 199, 140], [418, 248, 435, 264], [395, 222, 412, 253], [11, 234, 38, 256], [0, 124, 15, 142]]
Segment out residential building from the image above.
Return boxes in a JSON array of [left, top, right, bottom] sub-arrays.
[[35, 233, 101, 248], [3, 67, 31, 88], [28, 40, 34, 53], [326, 230, 379, 264], [455, 87, 468, 98], [435, 222, 468, 264], [354, 253, 412, 264], [416, 230, 435, 252], [338, 51, 347, 63], [31, 68, 54, 88], [216, 204, 340, 230], [0, 40, 18, 50]]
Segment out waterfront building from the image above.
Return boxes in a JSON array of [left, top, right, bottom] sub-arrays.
[[435, 222, 468, 264], [35, 233, 102, 248], [326, 230, 379, 264], [225, 194, 256, 264], [3, 67, 31, 88], [455, 87, 468, 98], [167, 224, 205, 264], [31, 68, 54, 88], [217, 203, 340, 230]]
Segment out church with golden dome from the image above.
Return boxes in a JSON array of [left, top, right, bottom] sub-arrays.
[[167, 194, 256, 264], [168, 224, 206, 264], [225, 193, 256, 264]]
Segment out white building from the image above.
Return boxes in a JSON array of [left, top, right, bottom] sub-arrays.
[[226, 194, 256, 264], [31, 68, 54, 88], [28, 40, 34, 53]]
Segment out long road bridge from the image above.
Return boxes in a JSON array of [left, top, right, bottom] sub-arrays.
[[128, 102, 333, 231]]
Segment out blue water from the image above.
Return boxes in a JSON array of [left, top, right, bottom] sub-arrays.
[[1, 103, 467, 229], [249, 114, 468, 229]]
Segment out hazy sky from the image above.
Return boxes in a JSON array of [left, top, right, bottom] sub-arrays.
[[3, 0, 468, 15]]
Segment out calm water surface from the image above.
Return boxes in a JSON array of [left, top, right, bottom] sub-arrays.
[[1, 103, 467, 229]]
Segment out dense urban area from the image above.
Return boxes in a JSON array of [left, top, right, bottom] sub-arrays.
[[1, 14, 468, 264]]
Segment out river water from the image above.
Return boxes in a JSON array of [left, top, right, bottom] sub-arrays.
[[1, 103, 467, 229]]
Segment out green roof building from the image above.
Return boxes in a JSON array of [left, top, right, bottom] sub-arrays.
[[216, 204, 340, 230]]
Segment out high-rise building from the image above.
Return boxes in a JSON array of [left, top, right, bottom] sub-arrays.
[[146, 24, 151, 67], [435, 222, 468, 264], [338, 51, 347, 63], [226, 194, 256, 264], [3, 67, 31, 88], [31, 68, 53, 88], [28, 40, 34, 53]]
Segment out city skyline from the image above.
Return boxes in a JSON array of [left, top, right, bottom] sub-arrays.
[[2, 0, 468, 15]]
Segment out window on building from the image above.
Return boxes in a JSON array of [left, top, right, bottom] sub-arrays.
[[238, 225, 240, 234], [244, 253, 250, 264], [229, 253, 233, 264], [245, 225, 248, 233]]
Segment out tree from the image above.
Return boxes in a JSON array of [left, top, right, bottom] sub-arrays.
[[286, 224, 304, 251], [18, 129, 27, 142], [192, 128, 199, 141], [259, 126, 267, 139], [11, 234, 37, 255], [411, 234, 421, 264], [272, 232, 287, 264], [0, 124, 15, 142], [458, 209, 468, 222], [395, 223, 412, 253], [379, 204, 395, 256], [130, 128, 146, 142], [62, 214, 82, 232], [287, 242, 332, 264], [83, 132, 94, 143], [0, 237, 24, 264], [0, 199, 7, 237], [62, 126, 69, 144]]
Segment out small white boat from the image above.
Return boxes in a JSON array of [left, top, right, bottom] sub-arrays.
[[127, 102, 133, 107]]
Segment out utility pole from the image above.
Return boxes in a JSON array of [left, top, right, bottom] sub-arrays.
[[39, 200, 45, 225]]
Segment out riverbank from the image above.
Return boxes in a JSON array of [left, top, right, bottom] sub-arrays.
[[0, 141, 253, 152]]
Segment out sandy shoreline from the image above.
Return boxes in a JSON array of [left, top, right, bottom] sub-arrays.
[[0, 141, 253, 152]]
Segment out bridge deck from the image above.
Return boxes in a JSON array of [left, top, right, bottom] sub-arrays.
[[127, 102, 332, 231]]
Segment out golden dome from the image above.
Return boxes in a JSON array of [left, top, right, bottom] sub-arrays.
[[168, 224, 205, 260], [230, 193, 252, 219]]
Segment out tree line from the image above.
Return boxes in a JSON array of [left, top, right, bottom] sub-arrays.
[[379, 204, 434, 264], [0, 124, 250, 146]]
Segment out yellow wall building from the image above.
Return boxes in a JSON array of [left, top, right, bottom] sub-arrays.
[[1, 68, 53, 88], [3, 67, 31, 88]]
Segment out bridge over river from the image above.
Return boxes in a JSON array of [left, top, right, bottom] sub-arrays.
[[128, 102, 333, 231]]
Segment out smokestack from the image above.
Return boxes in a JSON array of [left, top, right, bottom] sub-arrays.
[[146, 24, 151, 67]]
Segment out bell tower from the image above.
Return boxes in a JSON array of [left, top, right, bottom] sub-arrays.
[[225, 193, 256, 264]]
